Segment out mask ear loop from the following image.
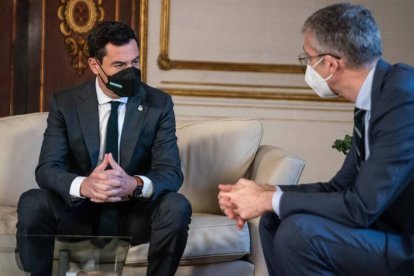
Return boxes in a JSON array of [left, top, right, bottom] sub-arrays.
[[312, 56, 333, 81], [95, 59, 110, 84], [312, 56, 324, 68], [95, 59, 124, 90]]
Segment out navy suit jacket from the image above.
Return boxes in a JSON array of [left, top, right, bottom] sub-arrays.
[[279, 60, 414, 270], [35, 81, 183, 206]]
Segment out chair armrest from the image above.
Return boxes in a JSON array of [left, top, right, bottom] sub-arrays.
[[250, 145, 305, 186], [247, 145, 305, 275], [247, 217, 266, 276]]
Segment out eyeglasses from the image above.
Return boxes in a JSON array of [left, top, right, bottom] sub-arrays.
[[298, 53, 341, 65]]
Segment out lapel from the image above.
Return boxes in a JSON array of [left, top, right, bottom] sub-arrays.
[[120, 85, 149, 169], [77, 82, 100, 168]]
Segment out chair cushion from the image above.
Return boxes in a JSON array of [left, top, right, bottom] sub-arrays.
[[122, 260, 254, 276], [0, 210, 250, 266], [125, 213, 250, 266], [0, 113, 47, 207], [176, 119, 263, 214], [0, 206, 18, 234]]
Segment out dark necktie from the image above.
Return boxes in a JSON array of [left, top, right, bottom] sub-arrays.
[[354, 107, 365, 171], [99, 101, 121, 236], [105, 101, 121, 163]]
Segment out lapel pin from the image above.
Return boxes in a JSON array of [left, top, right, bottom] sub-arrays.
[[138, 105, 143, 111]]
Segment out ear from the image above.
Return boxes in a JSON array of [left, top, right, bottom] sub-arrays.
[[325, 55, 341, 75], [88, 58, 100, 75]]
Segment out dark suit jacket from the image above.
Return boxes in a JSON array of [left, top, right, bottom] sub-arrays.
[[35, 81, 183, 206], [278, 60, 414, 270]]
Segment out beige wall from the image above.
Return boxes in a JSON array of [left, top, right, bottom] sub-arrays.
[[142, 0, 414, 183]]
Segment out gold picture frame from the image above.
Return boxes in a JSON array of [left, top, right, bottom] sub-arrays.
[[157, 0, 305, 74], [139, 0, 346, 102]]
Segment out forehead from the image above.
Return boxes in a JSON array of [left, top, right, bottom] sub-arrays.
[[102, 39, 139, 63]]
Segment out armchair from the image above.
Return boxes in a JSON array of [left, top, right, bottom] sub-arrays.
[[0, 113, 305, 275]]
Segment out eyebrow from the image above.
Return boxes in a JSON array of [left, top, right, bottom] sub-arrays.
[[110, 55, 140, 66], [110, 61, 126, 66]]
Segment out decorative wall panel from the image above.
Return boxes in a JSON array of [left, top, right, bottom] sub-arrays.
[[57, 0, 104, 76], [0, 0, 139, 116], [140, 0, 414, 102]]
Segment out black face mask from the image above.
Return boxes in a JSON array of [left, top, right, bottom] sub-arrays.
[[96, 60, 141, 97]]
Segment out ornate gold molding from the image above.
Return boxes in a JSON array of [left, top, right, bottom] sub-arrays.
[[57, 0, 104, 76], [158, 0, 305, 74], [160, 87, 348, 103], [160, 80, 309, 90], [140, 0, 149, 82], [138, 0, 344, 102]]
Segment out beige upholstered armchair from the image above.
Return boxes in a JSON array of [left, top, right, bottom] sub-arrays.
[[0, 113, 305, 275]]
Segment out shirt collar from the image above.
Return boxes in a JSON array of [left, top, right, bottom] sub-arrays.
[[355, 63, 377, 112], [95, 77, 128, 105]]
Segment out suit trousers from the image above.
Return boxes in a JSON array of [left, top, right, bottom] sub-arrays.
[[16, 188, 192, 276], [258, 212, 410, 276]]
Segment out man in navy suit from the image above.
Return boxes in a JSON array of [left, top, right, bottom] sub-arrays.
[[219, 3, 414, 275], [17, 21, 191, 276]]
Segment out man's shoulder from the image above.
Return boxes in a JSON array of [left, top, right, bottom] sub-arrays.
[[385, 62, 414, 83], [372, 61, 414, 117], [374, 60, 414, 92], [54, 81, 95, 99], [140, 82, 172, 103], [392, 62, 414, 72], [141, 83, 170, 97]]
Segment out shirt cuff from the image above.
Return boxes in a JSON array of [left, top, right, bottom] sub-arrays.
[[271, 187, 283, 216], [69, 176, 86, 198], [137, 175, 153, 198]]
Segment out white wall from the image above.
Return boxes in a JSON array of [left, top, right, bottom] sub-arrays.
[[142, 0, 414, 183]]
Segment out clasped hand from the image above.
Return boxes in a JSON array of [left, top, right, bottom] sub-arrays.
[[80, 153, 137, 203], [218, 178, 276, 230]]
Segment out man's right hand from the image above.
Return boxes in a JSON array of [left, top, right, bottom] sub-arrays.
[[218, 184, 246, 230], [80, 154, 123, 203]]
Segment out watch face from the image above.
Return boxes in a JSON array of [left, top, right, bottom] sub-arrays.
[[133, 185, 143, 198]]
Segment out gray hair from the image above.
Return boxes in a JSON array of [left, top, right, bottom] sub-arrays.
[[302, 3, 382, 68]]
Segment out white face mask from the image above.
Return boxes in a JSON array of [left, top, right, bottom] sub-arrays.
[[305, 57, 337, 98]]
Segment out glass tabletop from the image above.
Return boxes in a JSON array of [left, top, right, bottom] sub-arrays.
[[0, 234, 131, 275]]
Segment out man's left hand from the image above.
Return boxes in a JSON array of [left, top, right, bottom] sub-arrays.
[[102, 153, 139, 198]]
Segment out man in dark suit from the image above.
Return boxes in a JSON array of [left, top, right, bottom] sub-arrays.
[[219, 3, 414, 275], [17, 21, 191, 276]]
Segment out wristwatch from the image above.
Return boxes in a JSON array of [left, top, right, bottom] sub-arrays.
[[130, 176, 144, 199]]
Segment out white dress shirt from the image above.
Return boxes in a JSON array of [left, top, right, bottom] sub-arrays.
[[271, 63, 377, 216], [69, 78, 153, 198]]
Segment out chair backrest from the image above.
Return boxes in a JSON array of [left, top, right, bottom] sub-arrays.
[[0, 113, 263, 213], [0, 112, 48, 207], [176, 119, 263, 214]]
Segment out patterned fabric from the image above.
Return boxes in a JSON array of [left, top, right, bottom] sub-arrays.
[[353, 107, 366, 171]]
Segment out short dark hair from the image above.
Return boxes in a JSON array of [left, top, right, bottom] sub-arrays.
[[87, 21, 139, 63], [303, 3, 382, 68]]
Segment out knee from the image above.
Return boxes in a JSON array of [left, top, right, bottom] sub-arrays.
[[156, 193, 192, 230], [17, 189, 58, 224], [274, 214, 317, 253], [259, 211, 280, 235]]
